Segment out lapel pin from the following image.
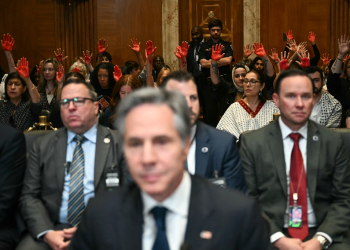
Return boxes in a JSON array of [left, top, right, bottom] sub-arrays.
[[200, 230, 212, 239], [313, 135, 318, 141], [202, 147, 208, 153], [104, 138, 110, 144]]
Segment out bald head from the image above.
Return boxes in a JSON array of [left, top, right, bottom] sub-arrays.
[[191, 26, 204, 44]]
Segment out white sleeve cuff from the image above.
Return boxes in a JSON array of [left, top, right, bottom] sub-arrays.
[[315, 232, 333, 244], [37, 229, 54, 240], [270, 232, 285, 243]]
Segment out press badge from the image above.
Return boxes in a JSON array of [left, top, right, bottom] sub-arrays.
[[105, 166, 120, 188], [289, 206, 303, 228]]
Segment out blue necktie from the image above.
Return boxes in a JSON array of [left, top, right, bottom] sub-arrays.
[[151, 206, 170, 250], [68, 135, 86, 227]]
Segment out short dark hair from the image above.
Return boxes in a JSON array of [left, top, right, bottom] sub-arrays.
[[275, 69, 315, 95], [125, 61, 140, 73], [4, 72, 30, 102], [208, 19, 223, 30], [248, 57, 262, 71], [160, 71, 195, 88], [304, 66, 324, 85], [96, 51, 112, 63], [59, 79, 97, 101]]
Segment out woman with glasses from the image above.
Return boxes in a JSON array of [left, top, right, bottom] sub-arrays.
[[217, 69, 279, 139], [0, 63, 42, 131]]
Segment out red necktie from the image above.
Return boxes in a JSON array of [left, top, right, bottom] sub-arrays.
[[288, 133, 309, 240]]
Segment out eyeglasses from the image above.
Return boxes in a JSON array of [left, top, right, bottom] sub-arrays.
[[244, 79, 260, 85], [59, 97, 95, 108]]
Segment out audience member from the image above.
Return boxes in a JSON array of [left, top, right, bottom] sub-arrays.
[[17, 78, 127, 250], [124, 60, 141, 78], [186, 26, 206, 77], [69, 61, 89, 81], [240, 69, 350, 250], [217, 69, 279, 139], [305, 66, 342, 127], [0, 124, 26, 249], [70, 88, 269, 250], [162, 71, 247, 191]]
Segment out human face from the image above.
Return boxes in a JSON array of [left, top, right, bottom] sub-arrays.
[[131, 67, 141, 78], [244, 72, 265, 97], [98, 68, 109, 89], [210, 26, 222, 40], [119, 85, 133, 99], [166, 79, 200, 125], [272, 75, 315, 131], [153, 56, 164, 71], [254, 60, 264, 71], [233, 68, 247, 88], [60, 83, 99, 134], [123, 104, 190, 202], [324, 66, 329, 75], [43, 62, 56, 81], [102, 57, 110, 63], [7, 78, 26, 101], [308, 71, 322, 95], [191, 27, 203, 44], [34, 72, 40, 85]]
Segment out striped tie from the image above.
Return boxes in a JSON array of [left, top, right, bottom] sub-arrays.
[[68, 135, 86, 227]]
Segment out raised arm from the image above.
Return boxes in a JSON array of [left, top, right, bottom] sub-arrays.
[[308, 31, 320, 66], [81, 50, 94, 72], [129, 38, 145, 70], [210, 44, 225, 85], [145, 40, 157, 87], [1, 33, 16, 73], [254, 42, 275, 77], [96, 38, 109, 66], [331, 35, 349, 74], [174, 41, 190, 71]]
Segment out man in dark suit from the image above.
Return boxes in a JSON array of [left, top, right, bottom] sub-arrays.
[[17, 79, 127, 250], [240, 69, 350, 250], [162, 71, 246, 192], [70, 88, 269, 250], [186, 26, 206, 77], [0, 124, 26, 249]]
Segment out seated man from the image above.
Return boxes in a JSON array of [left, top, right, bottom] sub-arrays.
[[162, 71, 246, 192], [17, 79, 127, 250], [240, 69, 350, 249], [305, 66, 342, 128], [70, 88, 269, 249]]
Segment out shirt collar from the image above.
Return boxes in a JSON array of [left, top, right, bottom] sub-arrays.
[[279, 117, 308, 140], [141, 171, 191, 217], [67, 122, 98, 144]]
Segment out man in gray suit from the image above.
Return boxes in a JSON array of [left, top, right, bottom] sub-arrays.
[[17, 79, 127, 250], [240, 69, 350, 250]]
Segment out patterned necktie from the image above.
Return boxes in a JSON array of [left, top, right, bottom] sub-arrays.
[[151, 206, 170, 250], [288, 133, 309, 240], [68, 135, 86, 227]]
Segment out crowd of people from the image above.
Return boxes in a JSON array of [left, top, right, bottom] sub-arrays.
[[0, 17, 350, 249]]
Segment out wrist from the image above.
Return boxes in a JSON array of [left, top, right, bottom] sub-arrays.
[[315, 235, 330, 249], [338, 54, 345, 60]]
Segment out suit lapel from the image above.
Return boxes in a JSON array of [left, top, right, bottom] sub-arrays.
[[54, 129, 68, 196], [306, 122, 320, 205], [195, 122, 210, 176], [268, 122, 288, 196], [94, 125, 110, 188]]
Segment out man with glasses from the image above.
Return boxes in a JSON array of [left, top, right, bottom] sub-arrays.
[[17, 79, 127, 250]]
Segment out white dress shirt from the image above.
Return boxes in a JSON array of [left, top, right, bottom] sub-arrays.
[[187, 124, 197, 175], [271, 118, 331, 244], [141, 171, 191, 250]]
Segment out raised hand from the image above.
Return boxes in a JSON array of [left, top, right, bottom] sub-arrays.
[[244, 44, 253, 57], [174, 46, 182, 59], [297, 51, 310, 68], [97, 38, 108, 54], [343, 54, 349, 63], [15, 57, 29, 78], [338, 35, 350, 56], [253, 42, 266, 57], [321, 53, 330, 65], [1, 33, 15, 51], [113, 65, 122, 82], [211, 44, 225, 61], [278, 51, 290, 70], [179, 41, 190, 58], [129, 38, 141, 52], [308, 31, 316, 44], [54, 48, 68, 62], [269, 48, 279, 61], [287, 39, 297, 52], [297, 41, 307, 53], [72, 67, 80, 73], [82, 50, 93, 64], [286, 30, 294, 40], [145, 40, 157, 63], [56, 64, 64, 82]]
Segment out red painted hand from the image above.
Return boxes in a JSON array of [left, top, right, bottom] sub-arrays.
[[174, 46, 182, 59], [297, 51, 310, 68], [253, 42, 266, 57], [56, 64, 64, 82], [278, 51, 290, 70], [286, 30, 294, 40], [113, 65, 122, 82], [321, 53, 330, 65], [244, 44, 253, 57], [145, 40, 157, 63], [15, 57, 29, 78], [129, 38, 141, 52], [54, 48, 68, 62], [97, 38, 108, 53], [308, 31, 316, 43], [179, 41, 190, 58], [211, 44, 225, 61], [269, 48, 278, 61], [1, 33, 15, 51], [83, 50, 93, 64], [72, 67, 80, 73]]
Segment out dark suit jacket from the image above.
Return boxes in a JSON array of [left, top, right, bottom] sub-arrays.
[[19, 124, 127, 238], [70, 175, 270, 250], [0, 124, 26, 243], [240, 120, 350, 243], [194, 121, 246, 192]]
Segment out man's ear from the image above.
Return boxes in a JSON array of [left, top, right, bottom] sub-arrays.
[[272, 93, 279, 108], [94, 101, 99, 116]]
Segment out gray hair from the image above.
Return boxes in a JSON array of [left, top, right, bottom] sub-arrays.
[[69, 61, 88, 78], [115, 88, 191, 147]]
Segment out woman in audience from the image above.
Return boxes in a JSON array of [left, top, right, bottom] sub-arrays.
[[0, 61, 42, 131], [103, 74, 142, 128], [156, 66, 172, 87], [216, 69, 279, 139], [69, 61, 89, 81], [37, 57, 62, 112]]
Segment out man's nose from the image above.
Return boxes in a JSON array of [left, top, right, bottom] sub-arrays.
[[141, 142, 156, 165]]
